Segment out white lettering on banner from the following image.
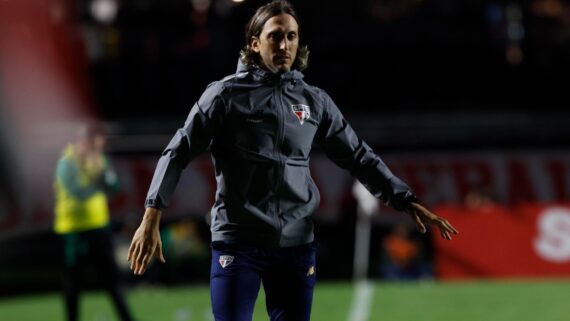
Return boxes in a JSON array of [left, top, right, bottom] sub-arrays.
[[533, 207, 570, 263], [4, 152, 570, 231]]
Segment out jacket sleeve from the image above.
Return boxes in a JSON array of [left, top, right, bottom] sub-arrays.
[[145, 82, 225, 209], [315, 92, 417, 211]]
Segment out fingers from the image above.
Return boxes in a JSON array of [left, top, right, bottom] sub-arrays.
[[134, 245, 166, 275], [127, 240, 135, 262], [138, 253, 151, 275], [127, 238, 166, 275], [131, 246, 150, 275], [133, 243, 146, 274], [436, 218, 459, 240], [130, 242, 141, 271], [139, 244, 157, 275], [444, 220, 459, 235], [127, 237, 150, 275], [412, 212, 427, 234], [128, 243, 138, 271], [440, 227, 451, 240], [411, 203, 459, 240], [439, 219, 459, 234], [157, 244, 166, 263]]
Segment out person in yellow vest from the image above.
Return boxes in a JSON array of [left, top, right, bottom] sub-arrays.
[[54, 123, 134, 321]]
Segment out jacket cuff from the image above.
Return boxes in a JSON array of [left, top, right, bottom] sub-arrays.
[[390, 191, 419, 212], [145, 198, 164, 209]]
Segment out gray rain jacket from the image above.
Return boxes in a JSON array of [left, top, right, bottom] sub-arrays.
[[145, 62, 417, 247]]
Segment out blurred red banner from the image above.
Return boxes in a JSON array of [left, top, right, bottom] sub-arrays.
[[434, 203, 570, 279]]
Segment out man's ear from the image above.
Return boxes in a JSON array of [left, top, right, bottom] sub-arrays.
[[251, 36, 260, 53]]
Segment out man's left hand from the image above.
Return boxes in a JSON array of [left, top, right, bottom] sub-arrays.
[[405, 202, 459, 240]]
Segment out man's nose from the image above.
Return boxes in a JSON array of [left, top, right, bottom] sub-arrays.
[[279, 39, 288, 50]]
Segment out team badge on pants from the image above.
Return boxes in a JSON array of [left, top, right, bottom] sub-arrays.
[[219, 255, 234, 268], [291, 104, 310, 125]]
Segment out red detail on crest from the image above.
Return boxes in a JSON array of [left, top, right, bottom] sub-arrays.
[[291, 104, 310, 125]]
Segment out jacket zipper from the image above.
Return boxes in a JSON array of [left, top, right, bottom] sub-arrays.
[[273, 80, 285, 243]]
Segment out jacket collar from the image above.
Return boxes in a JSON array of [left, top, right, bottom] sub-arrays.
[[236, 59, 304, 82]]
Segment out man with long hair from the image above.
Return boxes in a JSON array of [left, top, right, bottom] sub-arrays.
[[128, 1, 458, 320]]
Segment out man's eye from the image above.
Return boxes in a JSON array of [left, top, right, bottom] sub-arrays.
[[287, 33, 297, 40]]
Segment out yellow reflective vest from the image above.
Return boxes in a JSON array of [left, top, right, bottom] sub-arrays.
[[54, 144, 117, 234]]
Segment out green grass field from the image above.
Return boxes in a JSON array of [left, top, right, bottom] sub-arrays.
[[1, 280, 568, 321]]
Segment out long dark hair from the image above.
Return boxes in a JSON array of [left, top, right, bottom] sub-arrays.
[[239, 0, 309, 71]]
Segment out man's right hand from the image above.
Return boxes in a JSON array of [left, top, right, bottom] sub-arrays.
[[127, 208, 166, 275]]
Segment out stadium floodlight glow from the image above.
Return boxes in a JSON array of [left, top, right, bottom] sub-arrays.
[[192, 0, 211, 12], [90, 0, 119, 25]]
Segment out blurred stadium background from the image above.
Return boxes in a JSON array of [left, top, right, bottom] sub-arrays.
[[1, 0, 570, 320]]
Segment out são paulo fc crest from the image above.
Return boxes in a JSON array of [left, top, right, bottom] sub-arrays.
[[219, 255, 234, 268], [291, 104, 310, 125]]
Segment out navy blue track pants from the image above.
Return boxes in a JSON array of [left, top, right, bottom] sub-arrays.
[[210, 241, 317, 321]]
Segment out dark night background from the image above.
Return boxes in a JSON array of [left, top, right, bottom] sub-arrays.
[[87, 0, 570, 118], [1, 0, 570, 300]]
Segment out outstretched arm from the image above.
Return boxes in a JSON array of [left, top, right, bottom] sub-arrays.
[[316, 91, 458, 239], [129, 82, 225, 275], [405, 202, 459, 240], [315, 92, 415, 210], [127, 207, 166, 275]]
